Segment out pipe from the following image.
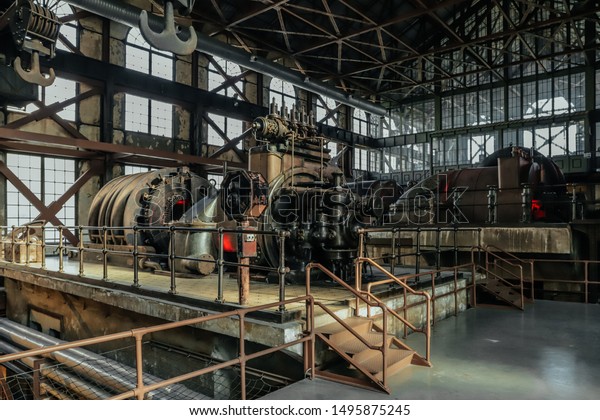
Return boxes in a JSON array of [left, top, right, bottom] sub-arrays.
[[0, 319, 207, 400], [0, 340, 113, 399], [63, 0, 387, 116]]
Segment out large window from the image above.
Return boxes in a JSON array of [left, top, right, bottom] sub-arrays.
[[5, 154, 76, 231], [206, 57, 244, 146], [125, 28, 174, 137], [269, 77, 299, 114]]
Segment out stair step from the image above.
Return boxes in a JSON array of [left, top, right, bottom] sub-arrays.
[[479, 282, 522, 306], [332, 331, 393, 355], [352, 348, 415, 379], [316, 317, 373, 342]]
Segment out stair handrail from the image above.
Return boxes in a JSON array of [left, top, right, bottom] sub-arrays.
[[471, 246, 525, 310], [306, 262, 392, 392], [485, 244, 535, 300], [357, 257, 431, 365]]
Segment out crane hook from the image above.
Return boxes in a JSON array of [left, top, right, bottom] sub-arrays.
[[14, 51, 55, 87], [139, 1, 197, 56]]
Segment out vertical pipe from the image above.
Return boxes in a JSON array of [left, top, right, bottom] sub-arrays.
[[40, 225, 46, 269], [169, 226, 176, 294], [58, 226, 64, 273], [217, 228, 224, 303], [132, 226, 139, 287], [78, 226, 84, 276], [102, 226, 108, 281], [278, 231, 286, 312], [521, 184, 531, 223], [134, 334, 145, 400]]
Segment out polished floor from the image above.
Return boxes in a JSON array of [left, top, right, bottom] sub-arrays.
[[266, 300, 600, 400]]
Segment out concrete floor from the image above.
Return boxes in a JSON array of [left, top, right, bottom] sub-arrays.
[[265, 300, 600, 400]]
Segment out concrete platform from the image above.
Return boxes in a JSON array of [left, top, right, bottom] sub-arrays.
[[264, 300, 600, 399]]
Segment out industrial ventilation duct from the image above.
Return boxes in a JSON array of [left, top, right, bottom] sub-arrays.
[[64, 0, 387, 116]]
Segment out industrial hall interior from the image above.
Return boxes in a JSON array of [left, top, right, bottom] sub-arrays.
[[0, 0, 599, 401]]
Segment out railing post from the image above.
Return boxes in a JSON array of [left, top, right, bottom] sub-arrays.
[[102, 226, 108, 281], [584, 261, 589, 304], [453, 266, 458, 316], [132, 226, 139, 288], [415, 227, 421, 275], [530, 260, 535, 301], [453, 225, 458, 267], [78, 226, 84, 276], [278, 230, 287, 312], [134, 333, 145, 400], [25, 226, 31, 266], [216, 228, 224, 303], [239, 314, 247, 400], [10, 226, 15, 263], [58, 226, 64, 273], [169, 226, 176, 295], [431, 273, 436, 325], [390, 228, 397, 275], [40, 225, 46, 269], [355, 231, 365, 316], [381, 309, 387, 389], [435, 227, 441, 272]]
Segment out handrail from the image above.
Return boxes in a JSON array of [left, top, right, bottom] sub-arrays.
[[471, 246, 525, 310], [485, 244, 535, 300], [305, 262, 391, 392], [0, 224, 291, 307], [357, 257, 431, 364], [0, 295, 314, 400]]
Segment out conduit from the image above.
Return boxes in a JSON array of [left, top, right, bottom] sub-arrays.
[[64, 0, 387, 116]]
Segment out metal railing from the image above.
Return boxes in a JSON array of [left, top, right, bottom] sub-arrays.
[[505, 258, 600, 304], [356, 257, 432, 365], [305, 262, 392, 393], [0, 224, 290, 309], [471, 246, 525, 310], [0, 295, 313, 400]]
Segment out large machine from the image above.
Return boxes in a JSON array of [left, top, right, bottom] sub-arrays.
[[392, 146, 570, 225]]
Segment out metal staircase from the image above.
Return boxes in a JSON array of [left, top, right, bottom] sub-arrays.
[[316, 316, 427, 381], [305, 261, 432, 393], [472, 245, 530, 310]]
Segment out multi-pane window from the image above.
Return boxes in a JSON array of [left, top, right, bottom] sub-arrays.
[[269, 77, 298, 114], [125, 28, 173, 137], [124, 165, 154, 175], [5, 154, 76, 233], [315, 96, 339, 126], [353, 109, 369, 136], [206, 57, 244, 146]]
